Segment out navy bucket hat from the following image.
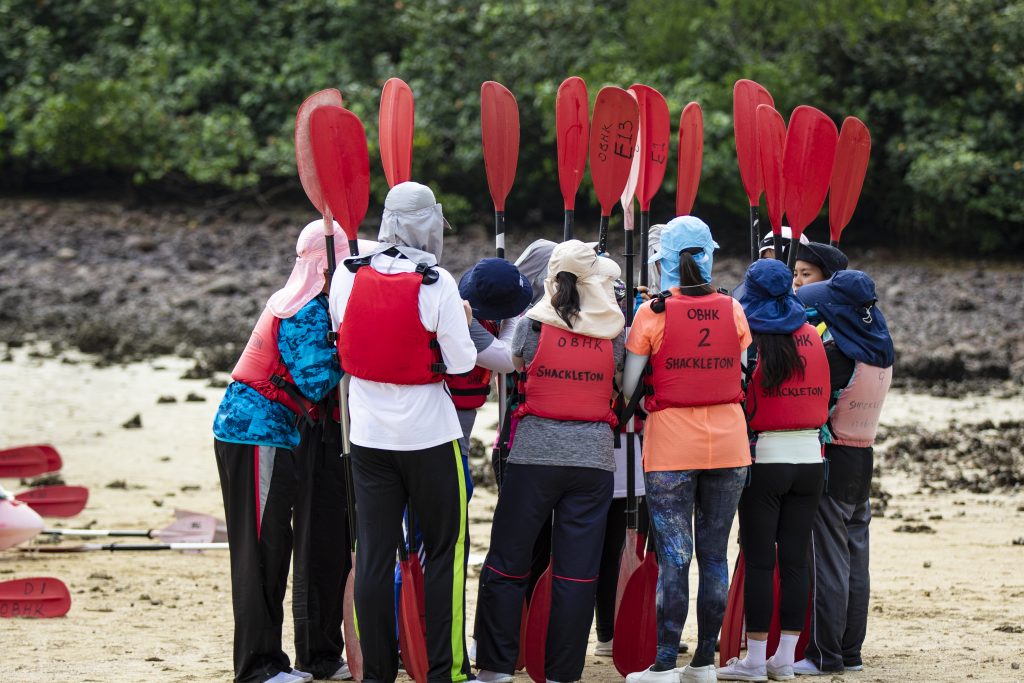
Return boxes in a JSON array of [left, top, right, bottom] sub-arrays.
[[459, 258, 533, 321], [739, 259, 807, 334], [797, 270, 895, 368]]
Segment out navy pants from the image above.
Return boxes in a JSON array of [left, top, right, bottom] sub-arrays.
[[476, 463, 612, 682], [645, 467, 747, 668]]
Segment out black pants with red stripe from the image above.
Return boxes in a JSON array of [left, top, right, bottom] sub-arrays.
[[215, 439, 299, 683], [351, 440, 472, 683], [292, 418, 352, 679], [476, 463, 612, 682]]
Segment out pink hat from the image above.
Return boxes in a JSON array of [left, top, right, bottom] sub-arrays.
[[266, 219, 350, 318]]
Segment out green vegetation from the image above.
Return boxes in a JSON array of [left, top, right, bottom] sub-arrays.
[[1, 0, 1021, 252]]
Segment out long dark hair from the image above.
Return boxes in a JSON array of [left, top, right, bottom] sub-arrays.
[[753, 332, 804, 389], [678, 250, 713, 295], [551, 271, 580, 328]]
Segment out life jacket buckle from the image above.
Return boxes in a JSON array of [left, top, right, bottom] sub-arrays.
[[430, 362, 447, 374]]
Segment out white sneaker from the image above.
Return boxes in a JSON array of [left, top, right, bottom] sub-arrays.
[[594, 639, 613, 656], [290, 668, 313, 682], [327, 662, 352, 680], [475, 670, 514, 683], [792, 660, 828, 676], [844, 664, 863, 672], [766, 656, 794, 681], [679, 663, 718, 682], [626, 666, 682, 683], [265, 673, 303, 683], [717, 656, 767, 681]]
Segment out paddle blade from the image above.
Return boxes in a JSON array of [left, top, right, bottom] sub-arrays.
[[398, 560, 430, 682], [0, 498, 43, 550], [756, 104, 787, 234], [524, 564, 552, 683], [612, 552, 658, 676], [310, 106, 371, 243], [676, 102, 704, 217], [156, 514, 217, 543], [175, 508, 227, 542], [829, 117, 871, 244], [783, 105, 839, 239], [379, 78, 415, 188], [631, 84, 670, 212], [620, 89, 643, 229], [295, 88, 344, 215], [589, 86, 640, 216], [614, 528, 643, 620], [481, 81, 520, 212], [0, 577, 71, 618], [733, 79, 775, 206], [556, 76, 590, 211], [343, 564, 364, 681], [0, 445, 58, 478], [719, 554, 746, 666], [15, 486, 88, 518]]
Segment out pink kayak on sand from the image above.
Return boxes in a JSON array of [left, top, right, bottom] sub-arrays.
[[0, 496, 44, 551]]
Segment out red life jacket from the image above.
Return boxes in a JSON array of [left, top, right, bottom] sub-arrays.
[[745, 324, 830, 432], [514, 323, 617, 428], [337, 265, 446, 385], [645, 293, 743, 411], [231, 307, 315, 421], [828, 361, 892, 447], [446, 319, 499, 410]]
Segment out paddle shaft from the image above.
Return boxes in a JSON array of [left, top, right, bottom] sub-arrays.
[[563, 210, 574, 242], [624, 225, 637, 529], [639, 211, 650, 288], [775, 233, 784, 261], [495, 210, 506, 259], [830, 239, 839, 247], [598, 214, 610, 254], [749, 205, 759, 262]]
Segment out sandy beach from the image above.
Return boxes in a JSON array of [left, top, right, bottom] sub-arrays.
[[2, 346, 1022, 682]]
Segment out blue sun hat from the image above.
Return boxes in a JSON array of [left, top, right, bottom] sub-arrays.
[[651, 215, 719, 291], [739, 259, 807, 333], [458, 257, 533, 321], [796, 270, 895, 368]]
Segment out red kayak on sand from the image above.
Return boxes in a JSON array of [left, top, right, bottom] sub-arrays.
[[0, 495, 44, 551]]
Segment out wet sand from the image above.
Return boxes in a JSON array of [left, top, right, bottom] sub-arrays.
[[1, 348, 1023, 682]]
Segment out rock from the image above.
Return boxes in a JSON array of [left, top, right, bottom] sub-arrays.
[[125, 235, 157, 252], [994, 624, 1024, 634], [204, 275, 245, 296], [56, 247, 77, 260], [180, 361, 213, 380], [156, 395, 177, 404], [207, 378, 229, 389], [185, 392, 206, 402], [121, 414, 142, 429], [950, 295, 977, 311], [106, 479, 128, 489], [1013, 537, 1024, 546], [893, 524, 936, 534]]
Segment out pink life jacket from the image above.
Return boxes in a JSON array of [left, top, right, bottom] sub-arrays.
[[446, 319, 500, 410], [645, 293, 744, 411], [337, 265, 445, 385], [231, 307, 315, 420], [514, 323, 617, 428], [828, 362, 892, 447], [745, 324, 830, 433]]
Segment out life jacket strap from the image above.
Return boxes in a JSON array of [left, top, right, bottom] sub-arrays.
[[270, 374, 316, 426]]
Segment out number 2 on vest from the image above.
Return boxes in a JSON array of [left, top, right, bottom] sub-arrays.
[[697, 328, 711, 347]]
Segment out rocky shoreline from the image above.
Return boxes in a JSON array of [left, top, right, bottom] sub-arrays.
[[1, 198, 1022, 396]]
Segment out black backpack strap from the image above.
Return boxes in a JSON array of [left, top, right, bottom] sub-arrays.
[[270, 374, 316, 426]]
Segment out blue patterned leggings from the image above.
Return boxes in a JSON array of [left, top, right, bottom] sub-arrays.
[[645, 466, 747, 668]]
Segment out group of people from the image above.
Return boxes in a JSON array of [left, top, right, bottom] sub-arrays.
[[213, 179, 895, 683]]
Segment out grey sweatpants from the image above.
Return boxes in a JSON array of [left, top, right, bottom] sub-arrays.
[[804, 495, 871, 672]]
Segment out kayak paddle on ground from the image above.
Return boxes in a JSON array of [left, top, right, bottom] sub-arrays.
[[783, 105, 839, 266], [0, 445, 61, 478], [676, 101, 704, 218], [398, 527, 429, 683], [0, 577, 71, 618], [41, 513, 217, 543], [380, 77, 415, 188], [613, 533, 658, 676], [21, 542, 229, 553], [589, 86, 639, 254], [15, 485, 89, 518], [828, 117, 871, 246], [733, 79, 775, 262], [631, 84, 670, 290], [755, 104, 787, 258], [481, 80, 520, 260], [556, 76, 590, 241]]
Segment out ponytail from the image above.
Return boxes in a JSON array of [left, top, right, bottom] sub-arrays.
[[752, 332, 804, 389], [551, 271, 581, 329], [678, 249, 713, 295]]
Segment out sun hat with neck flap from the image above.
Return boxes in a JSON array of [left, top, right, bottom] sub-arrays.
[[651, 215, 720, 291], [377, 181, 449, 263], [739, 258, 808, 334], [525, 239, 624, 339], [266, 218, 351, 318]]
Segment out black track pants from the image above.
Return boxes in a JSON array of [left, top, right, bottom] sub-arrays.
[[215, 439, 299, 683], [351, 441, 471, 683], [738, 462, 824, 632], [476, 463, 612, 682], [594, 496, 650, 642], [292, 418, 352, 679]]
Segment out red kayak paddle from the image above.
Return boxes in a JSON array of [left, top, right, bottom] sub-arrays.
[[755, 104, 787, 258], [380, 78, 415, 188], [15, 485, 89, 518], [0, 445, 62, 478], [310, 105, 371, 255], [589, 86, 639, 254], [481, 81, 520, 259], [828, 117, 871, 246], [733, 79, 775, 261], [783, 105, 838, 264], [556, 76, 590, 241], [613, 536, 658, 676], [676, 101, 704, 217], [523, 562, 553, 683], [0, 577, 71, 618]]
